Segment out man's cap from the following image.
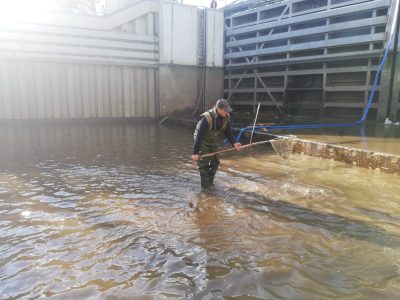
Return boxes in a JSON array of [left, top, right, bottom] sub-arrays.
[[215, 99, 232, 113]]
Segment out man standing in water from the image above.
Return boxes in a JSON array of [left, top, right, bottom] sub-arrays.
[[192, 99, 241, 188]]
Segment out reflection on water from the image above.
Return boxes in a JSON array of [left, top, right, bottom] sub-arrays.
[[0, 123, 400, 299]]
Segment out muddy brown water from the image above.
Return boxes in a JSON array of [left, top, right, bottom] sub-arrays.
[[0, 123, 400, 299]]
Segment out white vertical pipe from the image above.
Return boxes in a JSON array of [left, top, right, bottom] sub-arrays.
[[250, 102, 261, 144]]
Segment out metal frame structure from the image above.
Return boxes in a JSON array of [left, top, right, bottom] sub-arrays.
[[224, 0, 400, 120]]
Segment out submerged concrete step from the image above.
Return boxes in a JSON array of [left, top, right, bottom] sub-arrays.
[[292, 139, 400, 175]]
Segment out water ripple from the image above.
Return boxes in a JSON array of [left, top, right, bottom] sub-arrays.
[[0, 124, 400, 298]]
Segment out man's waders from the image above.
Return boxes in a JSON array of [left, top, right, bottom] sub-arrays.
[[196, 109, 229, 188]]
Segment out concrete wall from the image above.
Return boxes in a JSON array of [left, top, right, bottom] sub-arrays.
[[159, 2, 224, 67], [159, 65, 197, 115], [113, 13, 156, 35], [159, 2, 198, 65], [204, 67, 225, 109], [158, 2, 224, 116], [206, 9, 224, 68], [159, 65, 224, 115]]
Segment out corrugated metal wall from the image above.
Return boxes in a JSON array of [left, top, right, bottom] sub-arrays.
[[0, 0, 160, 121], [0, 60, 157, 119], [0, 1, 225, 120]]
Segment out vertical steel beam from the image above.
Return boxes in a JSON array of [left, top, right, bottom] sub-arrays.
[[378, 0, 400, 121], [390, 8, 400, 121]]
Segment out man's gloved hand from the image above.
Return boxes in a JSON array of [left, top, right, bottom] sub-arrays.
[[234, 143, 241, 150], [192, 154, 200, 161]]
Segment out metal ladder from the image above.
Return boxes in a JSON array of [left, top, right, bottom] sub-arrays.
[[194, 8, 207, 117]]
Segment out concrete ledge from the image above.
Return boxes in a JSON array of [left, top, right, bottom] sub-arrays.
[[162, 117, 400, 175], [252, 131, 400, 175], [293, 139, 400, 175]]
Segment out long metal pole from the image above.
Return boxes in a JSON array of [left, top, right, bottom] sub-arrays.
[[199, 139, 272, 159], [250, 102, 261, 144]]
